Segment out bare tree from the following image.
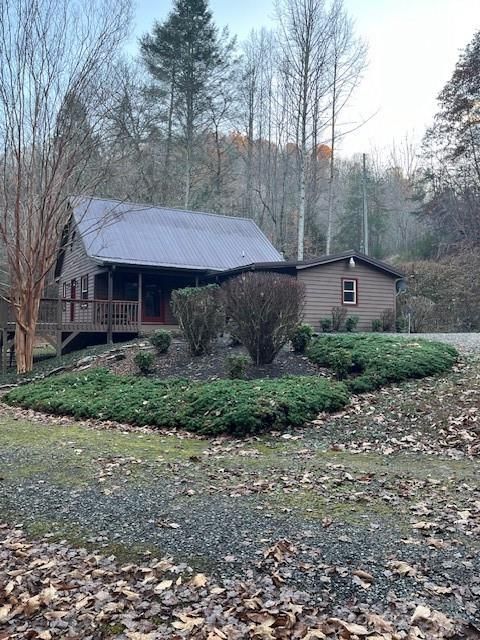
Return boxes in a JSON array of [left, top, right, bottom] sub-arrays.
[[0, 0, 131, 373], [276, 0, 333, 260], [325, 0, 366, 254]]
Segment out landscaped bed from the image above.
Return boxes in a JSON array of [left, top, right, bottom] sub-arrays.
[[4, 336, 458, 435]]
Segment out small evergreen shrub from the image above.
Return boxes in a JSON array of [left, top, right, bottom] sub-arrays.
[[331, 306, 347, 332], [371, 319, 382, 332], [225, 354, 250, 379], [308, 334, 457, 393], [171, 285, 223, 356], [4, 369, 349, 437], [291, 323, 314, 353], [134, 351, 155, 375], [149, 330, 171, 354], [345, 316, 359, 332], [381, 309, 396, 332], [330, 348, 353, 379], [320, 318, 332, 332]]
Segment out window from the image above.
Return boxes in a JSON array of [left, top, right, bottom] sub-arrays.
[[62, 282, 68, 311], [81, 275, 89, 300], [342, 279, 357, 305]]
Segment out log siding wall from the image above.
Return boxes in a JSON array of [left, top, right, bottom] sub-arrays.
[[297, 260, 397, 331], [58, 225, 100, 302]]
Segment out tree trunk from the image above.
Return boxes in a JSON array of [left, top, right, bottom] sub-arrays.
[[297, 145, 306, 260], [15, 323, 35, 374], [326, 57, 338, 255]]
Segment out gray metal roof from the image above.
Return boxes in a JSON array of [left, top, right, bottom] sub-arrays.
[[71, 197, 284, 271]]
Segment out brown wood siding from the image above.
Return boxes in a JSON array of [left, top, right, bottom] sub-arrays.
[[58, 224, 100, 301], [297, 261, 397, 331]]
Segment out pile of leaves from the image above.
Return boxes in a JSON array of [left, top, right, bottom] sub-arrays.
[[4, 369, 349, 436], [307, 335, 457, 392], [0, 524, 469, 639]]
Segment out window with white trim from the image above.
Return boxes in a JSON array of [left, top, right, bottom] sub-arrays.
[[81, 275, 89, 300], [342, 279, 357, 305]]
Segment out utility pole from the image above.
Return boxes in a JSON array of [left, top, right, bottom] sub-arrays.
[[362, 152, 369, 255]]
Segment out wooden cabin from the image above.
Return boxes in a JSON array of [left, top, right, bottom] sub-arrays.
[[0, 196, 403, 365]]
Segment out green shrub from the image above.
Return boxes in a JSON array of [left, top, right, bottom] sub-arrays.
[[308, 334, 457, 393], [345, 316, 359, 332], [371, 319, 382, 332], [149, 330, 171, 354], [4, 369, 349, 437], [331, 306, 347, 332], [291, 323, 314, 353], [134, 351, 155, 375], [330, 348, 353, 379], [320, 318, 332, 333], [171, 285, 223, 356], [225, 354, 250, 379]]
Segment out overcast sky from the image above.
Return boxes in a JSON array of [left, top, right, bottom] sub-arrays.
[[132, 0, 480, 157]]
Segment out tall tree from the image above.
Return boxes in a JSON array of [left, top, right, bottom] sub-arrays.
[[140, 0, 234, 208], [276, 0, 332, 260], [422, 30, 480, 250], [0, 0, 131, 373]]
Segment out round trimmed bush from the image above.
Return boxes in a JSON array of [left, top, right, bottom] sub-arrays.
[[149, 330, 171, 354]]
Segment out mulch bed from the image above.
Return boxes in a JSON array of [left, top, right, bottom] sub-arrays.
[[93, 338, 319, 381]]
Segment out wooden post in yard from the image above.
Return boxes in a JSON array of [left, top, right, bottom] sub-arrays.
[[56, 297, 62, 357], [107, 269, 113, 345]]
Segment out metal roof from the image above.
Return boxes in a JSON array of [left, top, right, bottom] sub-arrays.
[[216, 250, 404, 278], [71, 197, 284, 271]]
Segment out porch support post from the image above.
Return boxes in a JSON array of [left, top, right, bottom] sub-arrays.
[[56, 297, 62, 357], [107, 268, 113, 344], [137, 272, 142, 332], [2, 328, 7, 374]]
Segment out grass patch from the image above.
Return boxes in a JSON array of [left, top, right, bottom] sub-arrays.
[[4, 369, 349, 436], [308, 334, 457, 392]]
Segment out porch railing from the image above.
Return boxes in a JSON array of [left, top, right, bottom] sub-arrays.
[[2, 298, 140, 332], [61, 298, 139, 330]]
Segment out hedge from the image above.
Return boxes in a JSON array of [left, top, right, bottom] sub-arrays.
[[307, 334, 457, 392], [4, 369, 349, 436]]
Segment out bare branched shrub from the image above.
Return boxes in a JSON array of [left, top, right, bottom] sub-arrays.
[[399, 251, 480, 331], [171, 285, 223, 356], [222, 273, 305, 365], [331, 306, 347, 332]]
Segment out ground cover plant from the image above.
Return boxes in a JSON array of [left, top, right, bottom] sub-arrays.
[[4, 369, 349, 436], [308, 334, 457, 391], [1, 346, 480, 638]]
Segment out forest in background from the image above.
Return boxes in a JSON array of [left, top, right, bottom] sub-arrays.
[[65, 0, 435, 262], [1, 0, 480, 365]]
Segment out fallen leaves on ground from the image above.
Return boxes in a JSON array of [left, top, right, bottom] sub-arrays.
[[0, 525, 475, 640]]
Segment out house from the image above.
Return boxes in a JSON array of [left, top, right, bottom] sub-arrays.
[[215, 251, 404, 331], [3, 196, 402, 358], [52, 196, 284, 351]]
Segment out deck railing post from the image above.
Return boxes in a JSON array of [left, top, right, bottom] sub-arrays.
[[56, 296, 62, 357], [107, 269, 113, 344], [138, 272, 142, 332], [2, 328, 7, 374]]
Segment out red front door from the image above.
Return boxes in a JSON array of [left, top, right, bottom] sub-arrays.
[[142, 280, 165, 323], [70, 279, 77, 321]]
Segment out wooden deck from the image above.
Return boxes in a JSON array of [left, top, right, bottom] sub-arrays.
[[0, 298, 142, 370], [2, 298, 140, 334]]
